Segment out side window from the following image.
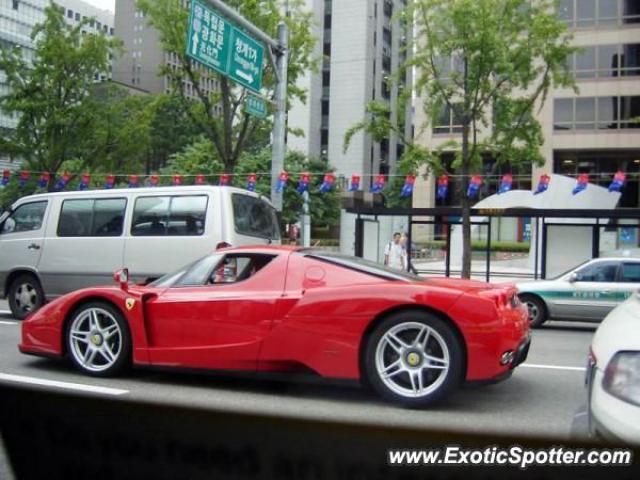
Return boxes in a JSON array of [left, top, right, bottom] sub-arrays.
[[131, 196, 207, 236], [208, 254, 275, 284], [174, 254, 222, 287], [0, 201, 47, 235], [575, 262, 618, 282], [620, 263, 640, 283], [232, 194, 280, 240], [58, 199, 126, 237]]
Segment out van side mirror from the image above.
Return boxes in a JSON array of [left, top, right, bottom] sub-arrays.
[[113, 268, 129, 290]]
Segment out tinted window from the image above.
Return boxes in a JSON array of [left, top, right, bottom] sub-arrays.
[[58, 199, 126, 237], [575, 261, 618, 282], [232, 194, 280, 240], [132, 195, 207, 236], [304, 251, 423, 282], [1, 201, 47, 234], [620, 263, 640, 282]]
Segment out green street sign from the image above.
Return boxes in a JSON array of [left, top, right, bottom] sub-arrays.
[[229, 28, 264, 92], [186, 0, 264, 93], [245, 94, 268, 118]]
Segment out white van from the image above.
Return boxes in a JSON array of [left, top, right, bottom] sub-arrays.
[[0, 185, 280, 318]]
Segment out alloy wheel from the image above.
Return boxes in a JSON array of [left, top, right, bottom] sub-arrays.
[[69, 308, 122, 373], [375, 321, 450, 398]]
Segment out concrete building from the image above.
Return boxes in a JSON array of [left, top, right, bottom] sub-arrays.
[[414, 0, 640, 211], [289, 0, 412, 177], [286, 1, 413, 254], [111, 0, 220, 114]]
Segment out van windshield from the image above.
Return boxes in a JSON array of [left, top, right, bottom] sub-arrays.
[[232, 194, 281, 241]]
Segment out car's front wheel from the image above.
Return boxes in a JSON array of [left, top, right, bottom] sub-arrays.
[[519, 294, 547, 328], [66, 302, 131, 377], [364, 311, 463, 407]]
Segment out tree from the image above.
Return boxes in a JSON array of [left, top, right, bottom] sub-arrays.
[[165, 139, 340, 227], [138, 0, 317, 174], [0, 5, 120, 191], [345, 0, 576, 278]]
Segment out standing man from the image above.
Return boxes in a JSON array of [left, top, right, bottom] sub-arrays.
[[384, 232, 406, 270]]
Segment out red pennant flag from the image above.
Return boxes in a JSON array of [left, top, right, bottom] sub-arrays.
[[195, 174, 206, 185], [172, 174, 182, 186]]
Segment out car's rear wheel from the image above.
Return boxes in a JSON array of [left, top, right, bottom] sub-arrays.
[[66, 302, 131, 377], [364, 311, 463, 407], [8, 273, 45, 320], [519, 294, 547, 328]]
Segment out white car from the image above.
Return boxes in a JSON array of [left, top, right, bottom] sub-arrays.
[[587, 293, 640, 444], [517, 257, 640, 327]]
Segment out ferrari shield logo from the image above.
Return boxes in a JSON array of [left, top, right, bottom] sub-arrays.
[[125, 298, 136, 311]]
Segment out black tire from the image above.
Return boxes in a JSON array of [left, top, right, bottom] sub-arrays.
[[364, 311, 464, 408], [519, 294, 547, 328], [7, 273, 45, 320], [65, 301, 131, 377]]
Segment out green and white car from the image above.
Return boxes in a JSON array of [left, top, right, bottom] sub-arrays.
[[517, 257, 640, 327]]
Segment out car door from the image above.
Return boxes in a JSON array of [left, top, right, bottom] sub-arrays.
[[0, 200, 49, 287], [144, 252, 285, 370], [612, 261, 640, 304], [566, 261, 620, 320]]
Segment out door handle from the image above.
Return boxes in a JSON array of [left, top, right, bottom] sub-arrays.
[[27, 243, 40, 250]]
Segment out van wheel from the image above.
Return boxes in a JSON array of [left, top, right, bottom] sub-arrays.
[[8, 274, 45, 320]]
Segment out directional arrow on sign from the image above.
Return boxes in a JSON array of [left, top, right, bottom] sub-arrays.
[[235, 70, 253, 84], [192, 32, 199, 55]]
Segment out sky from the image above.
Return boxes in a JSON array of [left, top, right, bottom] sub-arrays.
[[83, 0, 116, 13]]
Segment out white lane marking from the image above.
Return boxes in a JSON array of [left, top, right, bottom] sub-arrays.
[[0, 310, 12, 315], [0, 373, 129, 396], [521, 363, 586, 372], [0, 321, 18, 326]]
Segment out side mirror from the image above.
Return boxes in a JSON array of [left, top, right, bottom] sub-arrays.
[[568, 272, 578, 283], [113, 268, 129, 290]]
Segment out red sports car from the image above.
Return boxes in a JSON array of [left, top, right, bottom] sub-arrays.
[[19, 246, 530, 406]]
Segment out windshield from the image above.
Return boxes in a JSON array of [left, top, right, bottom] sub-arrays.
[[147, 258, 201, 288], [302, 250, 424, 282]]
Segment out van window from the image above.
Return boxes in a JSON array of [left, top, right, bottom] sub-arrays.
[[232, 194, 280, 240], [1, 201, 47, 234], [131, 195, 207, 236], [57, 198, 126, 237]]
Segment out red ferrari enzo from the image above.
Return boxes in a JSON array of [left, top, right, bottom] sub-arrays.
[[19, 246, 530, 407]]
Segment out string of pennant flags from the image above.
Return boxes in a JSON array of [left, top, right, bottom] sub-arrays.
[[0, 169, 629, 198]]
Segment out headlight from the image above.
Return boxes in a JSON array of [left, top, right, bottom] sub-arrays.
[[602, 351, 640, 407]]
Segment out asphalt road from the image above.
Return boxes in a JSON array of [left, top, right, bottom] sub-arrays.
[[0, 298, 594, 439]]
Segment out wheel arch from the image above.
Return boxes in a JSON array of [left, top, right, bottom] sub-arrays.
[[4, 268, 42, 298], [61, 296, 128, 356], [358, 304, 468, 384], [518, 292, 549, 318]]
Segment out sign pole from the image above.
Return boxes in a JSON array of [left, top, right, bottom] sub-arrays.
[[270, 22, 288, 212]]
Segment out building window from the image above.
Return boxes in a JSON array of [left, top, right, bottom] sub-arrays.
[[559, 0, 640, 27], [75, 13, 80, 21], [570, 43, 639, 78], [110, 28, 115, 35], [554, 96, 640, 130], [97, 22, 101, 30], [433, 104, 463, 134], [67, 9, 73, 19], [12, 0, 18, 11]]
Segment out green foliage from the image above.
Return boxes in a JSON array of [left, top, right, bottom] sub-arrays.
[[137, 0, 317, 173], [0, 6, 120, 192], [416, 240, 530, 252]]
